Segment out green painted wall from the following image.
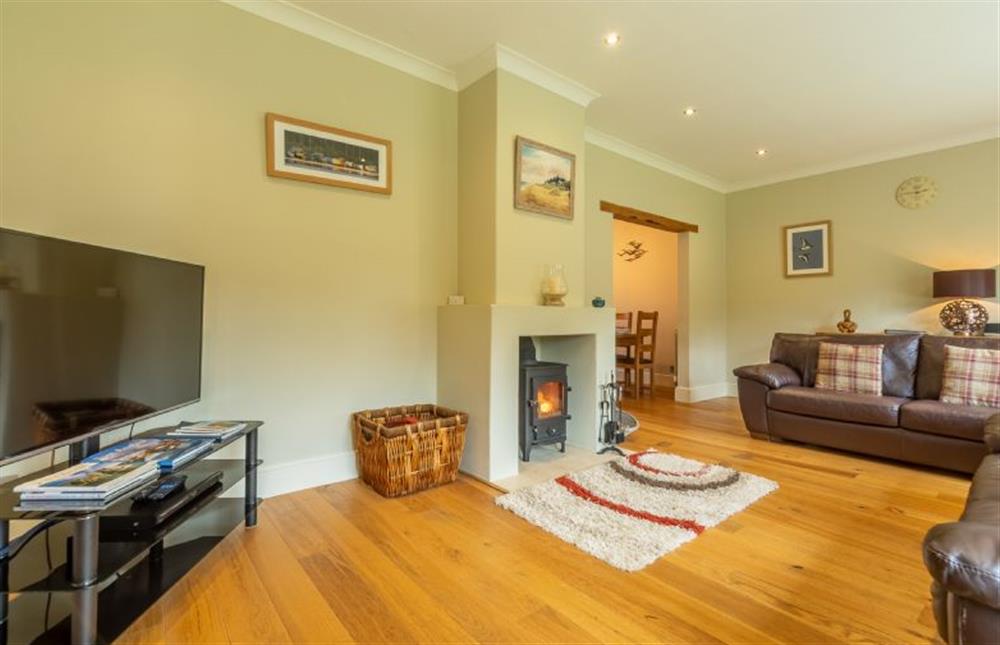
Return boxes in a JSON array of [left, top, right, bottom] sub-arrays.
[[585, 144, 728, 397], [494, 71, 587, 306], [726, 138, 1000, 379], [457, 72, 498, 305], [1, 1, 458, 478]]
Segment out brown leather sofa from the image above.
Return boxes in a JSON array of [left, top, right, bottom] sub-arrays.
[[922, 414, 1000, 644], [733, 333, 1000, 473]]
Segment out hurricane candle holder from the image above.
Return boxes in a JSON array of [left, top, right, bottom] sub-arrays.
[[541, 264, 568, 306]]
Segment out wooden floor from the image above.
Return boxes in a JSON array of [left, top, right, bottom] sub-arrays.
[[118, 396, 969, 644]]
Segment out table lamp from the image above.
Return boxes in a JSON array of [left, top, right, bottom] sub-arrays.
[[933, 269, 996, 335]]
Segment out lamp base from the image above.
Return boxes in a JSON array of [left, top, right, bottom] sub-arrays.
[[939, 299, 989, 336]]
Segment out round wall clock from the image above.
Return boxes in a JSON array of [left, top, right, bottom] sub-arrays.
[[895, 176, 938, 209]]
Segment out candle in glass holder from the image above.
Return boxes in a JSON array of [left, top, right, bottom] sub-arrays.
[[541, 264, 568, 306]]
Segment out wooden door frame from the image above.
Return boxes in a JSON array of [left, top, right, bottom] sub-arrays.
[[600, 200, 699, 233], [604, 199, 696, 399]]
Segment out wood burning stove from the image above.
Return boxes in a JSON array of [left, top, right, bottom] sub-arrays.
[[519, 338, 571, 461]]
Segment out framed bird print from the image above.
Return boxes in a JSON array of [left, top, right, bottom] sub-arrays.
[[783, 220, 831, 277]]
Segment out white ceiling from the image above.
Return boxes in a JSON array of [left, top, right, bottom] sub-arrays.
[[281, 0, 999, 190]]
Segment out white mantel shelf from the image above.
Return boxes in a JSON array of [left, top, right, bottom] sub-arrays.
[[437, 304, 615, 482]]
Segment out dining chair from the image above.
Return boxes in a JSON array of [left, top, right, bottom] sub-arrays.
[[614, 311, 634, 390], [615, 312, 632, 334], [618, 310, 658, 396]]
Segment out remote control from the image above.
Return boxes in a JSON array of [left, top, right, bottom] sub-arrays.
[[132, 475, 187, 503]]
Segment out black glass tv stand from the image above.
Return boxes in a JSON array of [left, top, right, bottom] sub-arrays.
[[0, 421, 263, 644]]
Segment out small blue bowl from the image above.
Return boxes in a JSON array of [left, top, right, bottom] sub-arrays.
[[592, 296, 606, 308]]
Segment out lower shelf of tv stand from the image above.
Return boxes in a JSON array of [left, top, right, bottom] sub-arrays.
[[4, 496, 248, 644], [1, 466, 256, 644], [3, 459, 248, 593]]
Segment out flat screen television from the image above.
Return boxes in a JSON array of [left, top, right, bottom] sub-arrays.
[[0, 228, 204, 465]]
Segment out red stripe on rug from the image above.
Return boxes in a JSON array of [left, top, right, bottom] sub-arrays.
[[555, 475, 705, 534], [628, 452, 712, 478]]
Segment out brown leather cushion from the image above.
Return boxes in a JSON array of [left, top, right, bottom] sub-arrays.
[[822, 333, 921, 398], [987, 414, 1000, 453], [900, 399, 999, 442], [962, 455, 1000, 508], [967, 453, 1000, 508], [769, 333, 921, 398], [915, 335, 1000, 400], [767, 386, 906, 427], [770, 334, 821, 385]]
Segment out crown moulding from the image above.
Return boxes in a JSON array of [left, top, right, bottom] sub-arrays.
[[224, 0, 599, 107], [225, 0, 717, 190], [456, 45, 600, 107], [222, 0, 458, 90], [224, 1, 999, 195], [584, 128, 729, 193]]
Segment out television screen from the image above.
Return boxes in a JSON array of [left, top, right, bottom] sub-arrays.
[[0, 228, 204, 465]]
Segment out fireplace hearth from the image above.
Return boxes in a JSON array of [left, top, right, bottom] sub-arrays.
[[519, 338, 571, 461]]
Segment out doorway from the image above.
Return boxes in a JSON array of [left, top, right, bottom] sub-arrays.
[[602, 201, 698, 401]]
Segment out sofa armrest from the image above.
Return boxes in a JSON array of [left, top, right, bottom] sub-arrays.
[[923, 521, 1000, 611], [732, 363, 802, 390], [985, 414, 1000, 454]]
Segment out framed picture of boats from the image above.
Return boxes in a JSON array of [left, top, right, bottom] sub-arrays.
[[265, 113, 392, 194], [514, 136, 575, 219]]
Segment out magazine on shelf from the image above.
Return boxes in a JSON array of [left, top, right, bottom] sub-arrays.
[[82, 436, 215, 471], [168, 420, 247, 441], [13, 435, 213, 500], [14, 460, 159, 500]]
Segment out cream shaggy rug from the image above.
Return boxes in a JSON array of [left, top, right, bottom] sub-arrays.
[[495, 451, 778, 571]]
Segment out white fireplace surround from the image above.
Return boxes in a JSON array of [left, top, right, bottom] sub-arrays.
[[437, 305, 615, 482]]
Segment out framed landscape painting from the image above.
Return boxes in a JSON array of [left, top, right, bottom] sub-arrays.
[[783, 220, 831, 277], [514, 136, 575, 219], [266, 113, 392, 194]]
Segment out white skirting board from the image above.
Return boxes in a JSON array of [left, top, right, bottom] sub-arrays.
[[221, 450, 359, 499], [674, 382, 734, 402]]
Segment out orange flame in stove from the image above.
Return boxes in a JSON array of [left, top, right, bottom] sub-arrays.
[[536, 382, 562, 417]]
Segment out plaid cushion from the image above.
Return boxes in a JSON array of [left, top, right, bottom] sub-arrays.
[[940, 345, 1000, 408], [814, 342, 883, 396]]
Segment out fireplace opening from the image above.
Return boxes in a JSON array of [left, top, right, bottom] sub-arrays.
[[519, 338, 571, 461]]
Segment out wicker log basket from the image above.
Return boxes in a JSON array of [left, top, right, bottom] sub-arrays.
[[353, 404, 468, 498]]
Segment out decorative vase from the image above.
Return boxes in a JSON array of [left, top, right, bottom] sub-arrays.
[[837, 309, 857, 334], [541, 264, 568, 306], [592, 296, 606, 308]]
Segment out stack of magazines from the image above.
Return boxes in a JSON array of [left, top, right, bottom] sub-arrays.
[[15, 436, 214, 510], [168, 420, 247, 442]]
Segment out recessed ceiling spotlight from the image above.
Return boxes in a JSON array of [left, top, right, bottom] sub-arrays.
[[602, 32, 621, 47], [756, 148, 768, 157], [683, 107, 697, 117]]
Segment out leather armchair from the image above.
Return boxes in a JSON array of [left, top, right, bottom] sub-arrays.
[[923, 415, 1000, 644], [733, 363, 801, 440]]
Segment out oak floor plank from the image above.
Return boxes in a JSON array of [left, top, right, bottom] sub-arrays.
[[282, 489, 479, 643], [202, 533, 295, 643], [318, 482, 620, 643], [241, 511, 354, 643]]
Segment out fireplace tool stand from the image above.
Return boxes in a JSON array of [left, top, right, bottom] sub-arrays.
[[598, 372, 627, 457]]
